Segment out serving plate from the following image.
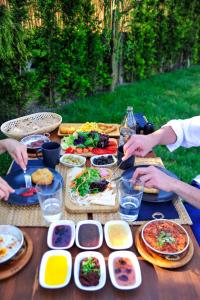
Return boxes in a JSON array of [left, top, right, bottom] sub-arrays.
[[39, 250, 72, 289], [60, 154, 86, 167], [104, 220, 133, 250], [0, 225, 24, 264], [21, 134, 50, 150], [47, 220, 75, 250], [108, 251, 142, 290], [122, 165, 178, 202], [3, 167, 63, 206], [74, 251, 106, 291], [75, 220, 103, 250]]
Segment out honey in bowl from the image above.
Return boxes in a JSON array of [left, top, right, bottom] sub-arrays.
[[44, 255, 68, 286], [108, 224, 130, 248]]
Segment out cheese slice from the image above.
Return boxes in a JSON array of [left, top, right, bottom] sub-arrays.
[[135, 184, 159, 194]]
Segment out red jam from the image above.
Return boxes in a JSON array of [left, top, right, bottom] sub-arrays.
[[113, 257, 135, 286], [78, 224, 100, 248]]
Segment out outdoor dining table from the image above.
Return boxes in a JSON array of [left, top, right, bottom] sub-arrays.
[[0, 129, 200, 300]]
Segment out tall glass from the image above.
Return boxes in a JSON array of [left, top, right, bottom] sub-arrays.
[[36, 180, 63, 223], [118, 178, 144, 222]]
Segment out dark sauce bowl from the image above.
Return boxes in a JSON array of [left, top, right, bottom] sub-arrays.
[[47, 220, 75, 249]]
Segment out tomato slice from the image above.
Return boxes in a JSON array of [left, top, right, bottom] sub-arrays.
[[21, 187, 37, 197], [65, 147, 75, 154]]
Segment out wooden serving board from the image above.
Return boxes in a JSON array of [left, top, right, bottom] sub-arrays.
[[58, 123, 120, 137], [61, 138, 118, 157], [0, 231, 33, 280], [135, 225, 194, 269]]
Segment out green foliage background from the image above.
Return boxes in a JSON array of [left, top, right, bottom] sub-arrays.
[[0, 0, 200, 121]]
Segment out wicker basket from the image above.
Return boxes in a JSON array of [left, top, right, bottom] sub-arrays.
[[1, 112, 62, 140]]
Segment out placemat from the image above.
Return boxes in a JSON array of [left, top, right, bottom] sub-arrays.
[[0, 158, 192, 226]]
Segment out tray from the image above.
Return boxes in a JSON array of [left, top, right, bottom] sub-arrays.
[[58, 123, 120, 137], [0, 231, 33, 280], [64, 169, 119, 214], [135, 225, 194, 269], [61, 138, 118, 157], [1, 112, 62, 140]]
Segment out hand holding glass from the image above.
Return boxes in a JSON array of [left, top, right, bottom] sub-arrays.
[[118, 178, 144, 222]]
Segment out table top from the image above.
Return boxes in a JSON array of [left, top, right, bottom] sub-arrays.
[[1, 129, 200, 300]]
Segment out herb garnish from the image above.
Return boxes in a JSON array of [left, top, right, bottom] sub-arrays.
[[157, 231, 175, 246], [81, 257, 100, 275]]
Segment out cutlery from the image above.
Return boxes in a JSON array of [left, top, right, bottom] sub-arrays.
[[24, 170, 32, 188]]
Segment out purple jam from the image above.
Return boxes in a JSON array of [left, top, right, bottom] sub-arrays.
[[52, 225, 72, 247], [78, 224, 100, 248]]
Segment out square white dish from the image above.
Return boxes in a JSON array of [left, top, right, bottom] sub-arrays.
[[39, 250, 72, 289], [75, 220, 103, 250], [90, 154, 117, 167], [74, 251, 106, 291], [104, 220, 133, 250], [60, 154, 86, 167], [108, 251, 142, 290], [47, 220, 75, 250]]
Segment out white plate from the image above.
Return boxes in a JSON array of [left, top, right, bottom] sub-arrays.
[[74, 251, 106, 291], [104, 220, 133, 250], [47, 220, 75, 250], [108, 251, 142, 290], [60, 154, 86, 167], [75, 220, 103, 250], [39, 250, 72, 289], [0, 225, 24, 264], [90, 154, 117, 168]]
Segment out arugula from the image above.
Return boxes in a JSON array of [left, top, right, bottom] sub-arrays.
[[81, 257, 100, 275], [157, 231, 175, 246], [71, 168, 100, 197], [61, 135, 75, 149]]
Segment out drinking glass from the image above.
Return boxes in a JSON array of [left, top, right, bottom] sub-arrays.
[[118, 178, 144, 222], [36, 180, 63, 223]]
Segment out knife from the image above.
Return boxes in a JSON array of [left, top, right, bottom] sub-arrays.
[[13, 187, 34, 196]]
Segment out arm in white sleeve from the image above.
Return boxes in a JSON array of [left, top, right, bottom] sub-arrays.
[[162, 116, 200, 151]]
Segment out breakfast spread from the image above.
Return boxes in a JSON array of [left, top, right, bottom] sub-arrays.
[[31, 168, 54, 185]]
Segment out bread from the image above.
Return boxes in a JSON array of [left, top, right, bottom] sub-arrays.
[[134, 185, 159, 194], [31, 168, 54, 185]]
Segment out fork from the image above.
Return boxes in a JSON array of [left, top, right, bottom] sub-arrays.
[[24, 170, 32, 188]]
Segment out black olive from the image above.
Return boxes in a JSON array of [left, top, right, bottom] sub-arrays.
[[118, 275, 128, 281]]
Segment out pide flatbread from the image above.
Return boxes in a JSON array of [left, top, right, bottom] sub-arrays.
[[134, 184, 159, 194]]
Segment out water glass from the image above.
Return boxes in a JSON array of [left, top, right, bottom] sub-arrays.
[[36, 180, 63, 223], [118, 178, 144, 222]]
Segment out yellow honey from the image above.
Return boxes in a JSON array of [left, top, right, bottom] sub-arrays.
[[108, 224, 129, 247], [44, 255, 68, 286]]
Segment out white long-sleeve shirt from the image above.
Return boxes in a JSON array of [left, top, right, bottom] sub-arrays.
[[163, 116, 200, 152]]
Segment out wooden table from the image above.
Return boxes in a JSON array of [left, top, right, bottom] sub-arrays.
[[0, 130, 200, 300]]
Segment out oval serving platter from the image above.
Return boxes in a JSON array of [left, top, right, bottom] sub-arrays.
[[3, 167, 63, 206], [122, 165, 178, 203]]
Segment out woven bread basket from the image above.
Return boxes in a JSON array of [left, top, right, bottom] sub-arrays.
[[1, 112, 62, 140]]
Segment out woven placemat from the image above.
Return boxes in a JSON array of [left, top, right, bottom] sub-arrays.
[[92, 197, 192, 225], [0, 164, 87, 227]]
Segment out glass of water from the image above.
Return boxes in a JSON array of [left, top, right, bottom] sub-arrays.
[[36, 180, 63, 223], [118, 178, 144, 222]]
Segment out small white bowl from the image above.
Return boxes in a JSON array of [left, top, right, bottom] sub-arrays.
[[0, 225, 24, 264], [76, 220, 103, 250], [90, 154, 117, 168], [74, 251, 106, 291], [60, 154, 86, 167], [47, 220, 75, 250], [108, 251, 142, 290], [39, 250, 72, 289], [104, 220, 133, 250]]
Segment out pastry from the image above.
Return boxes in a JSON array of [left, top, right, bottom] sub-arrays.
[[31, 168, 54, 185]]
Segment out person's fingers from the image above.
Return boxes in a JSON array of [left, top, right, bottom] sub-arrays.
[[0, 177, 14, 192], [0, 183, 9, 200], [132, 167, 149, 182], [123, 143, 138, 160], [0, 189, 7, 200], [12, 150, 26, 170], [139, 173, 153, 186]]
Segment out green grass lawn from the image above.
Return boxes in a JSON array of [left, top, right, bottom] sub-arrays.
[[1, 65, 200, 183]]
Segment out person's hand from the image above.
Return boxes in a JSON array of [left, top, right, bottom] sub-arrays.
[[132, 165, 177, 192], [3, 139, 28, 170], [0, 177, 14, 201], [123, 134, 155, 160]]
